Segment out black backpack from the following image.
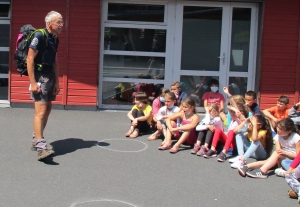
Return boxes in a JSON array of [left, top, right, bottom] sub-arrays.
[[14, 24, 47, 76]]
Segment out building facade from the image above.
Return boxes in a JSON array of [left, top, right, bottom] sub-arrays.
[[1, 0, 299, 110]]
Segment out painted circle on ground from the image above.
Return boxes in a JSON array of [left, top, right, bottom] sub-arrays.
[[96, 138, 148, 152], [70, 199, 137, 207]]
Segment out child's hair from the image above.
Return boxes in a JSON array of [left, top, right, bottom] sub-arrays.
[[135, 92, 148, 104], [254, 114, 273, 157], [276, 118, 299, 134], [278, 95, 289, 105], [235, 103, 249, 118], [164, 92, 177, 101], [210, 103, 219, 113], [208, 79, 219, 87], [170, 81, 181, 88], [158, 87, 170, 96], [181, 97, 197, 114], [245, 91, 257, 99]]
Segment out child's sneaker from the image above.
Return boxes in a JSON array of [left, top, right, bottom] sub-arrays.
[[231, 159, 246, 169], [191, 144, 200, 154], [274, 168, 286, 177], [37, 149, 55, 161], [228, 156, 239, 163], [203, 149, 217, 158], [217, 152, 227, 162], [196, 145, 208, 156], [238, 165, 248, 177], [246, 168, 268, 178]]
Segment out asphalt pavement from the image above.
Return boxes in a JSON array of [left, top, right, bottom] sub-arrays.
[[0, 107, 297, 207]]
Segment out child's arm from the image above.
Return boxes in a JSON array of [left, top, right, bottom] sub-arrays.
[[233, 118, 249, 133], [277, 141, 300, 160], [262, 108, 277, 122], [127, 108, 135, 121], [223, 87, 238, 110], [176, 115, 200, 131], [135, 109, 152, 122], [196, 113, 210, 131], [219, 100, 224, 112]]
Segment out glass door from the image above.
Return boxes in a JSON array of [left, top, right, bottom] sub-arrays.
[[173, 1, 258, 111], [0, 1, 10, 105]]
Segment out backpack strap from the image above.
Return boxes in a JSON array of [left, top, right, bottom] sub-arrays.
[[28, 29, 48, 47]]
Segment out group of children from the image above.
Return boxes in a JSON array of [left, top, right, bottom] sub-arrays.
[[125, 79, 300, 204]]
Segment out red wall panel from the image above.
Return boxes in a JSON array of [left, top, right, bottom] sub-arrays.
[[259, 0, 300, 109], [10, 0, 100, 107]]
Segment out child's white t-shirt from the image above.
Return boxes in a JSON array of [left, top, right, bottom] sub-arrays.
[[274, 132, 300, 154], [196, 113, 222, 131]]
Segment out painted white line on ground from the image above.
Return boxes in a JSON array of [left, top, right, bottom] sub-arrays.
[[70, 199, 137, 207], [96, 138, 148, 153]]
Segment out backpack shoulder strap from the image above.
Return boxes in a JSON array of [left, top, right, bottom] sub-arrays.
[[29, 29, 48, 46]]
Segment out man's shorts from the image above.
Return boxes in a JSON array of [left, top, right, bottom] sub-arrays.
[[30, 72, 56, 102]]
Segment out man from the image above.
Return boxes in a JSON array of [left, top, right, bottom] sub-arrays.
[[26, 11, 63, 160]]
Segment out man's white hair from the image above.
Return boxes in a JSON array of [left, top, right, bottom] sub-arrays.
[[45, 11, 62, 23]]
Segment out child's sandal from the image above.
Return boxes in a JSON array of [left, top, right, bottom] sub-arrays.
[[170, 146, 179, 154], [147, 132, 160, 141], [129, 129, 139, 138], [125, 128, 134, 137]]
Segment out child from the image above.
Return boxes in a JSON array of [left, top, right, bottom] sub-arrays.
[[285, 164, 300, 203], [245, 90, 261, 115], [262, 95, 290, 129], [238, 118, 300, 178], [170, 81, 188, 106], [229, 115, 273, 169], [288, 101, 300, 130], [159, 97, 199, 154], [202, 79, 225, 120], [204, 100, 249, 162], [147, 92, 180, 141], [125, 92, 153, 138], [150, 87, 170, 131], [191, 104, 222, 156]]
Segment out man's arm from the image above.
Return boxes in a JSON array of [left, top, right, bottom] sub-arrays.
[[26, 48, 40, 93], [52, 54, 60, 95]]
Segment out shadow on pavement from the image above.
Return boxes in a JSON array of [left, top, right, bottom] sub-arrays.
[[50, 138, 98, 157]]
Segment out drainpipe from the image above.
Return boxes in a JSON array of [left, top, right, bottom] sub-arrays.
[[295, 3, 300, 104], [63, 0, 70, 106]]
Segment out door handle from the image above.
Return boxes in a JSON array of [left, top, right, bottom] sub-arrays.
[[218, 53, 225, 65]]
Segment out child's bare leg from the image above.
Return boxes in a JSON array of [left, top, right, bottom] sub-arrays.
[[164, 128, 173, 146], [259, 151, 280, 173], [173, 131, 190, 148], [247, 160, 267, 170]]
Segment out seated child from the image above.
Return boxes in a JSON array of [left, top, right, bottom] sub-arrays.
[[284, 152, 300, 202], [191, 104, 222, 156], [262, 95, 290, 130], [170, 81, 188, 106], [202, 79, 225, 121], [245, 90, 261, 115], [203, 98, 249, 162], [158, 97, 199, 154], [125, 92, 153, 138], [289, 101, 300, 130], [148, 92, 180, 141], [229, 115, 273, 169], [238, 118, 300, 178]]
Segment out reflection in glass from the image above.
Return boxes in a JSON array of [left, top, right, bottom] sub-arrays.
[[180, 75, 218, 107], [0, 4, 10, 17], [103, 55, 165, 78], [104, 28, 166, 52], [0, 24, 9, 47], [181, 6, 222, 71], [108, 3, 164, 22], [230, 8, 251, 72], [102, 81, 163, 106], [0, 78, 8, 100], [228, 77, 248, 96], [0, 52, 9, 74]]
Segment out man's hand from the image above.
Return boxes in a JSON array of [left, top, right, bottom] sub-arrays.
[[31, 83, 41, 94], [53, 84, 60, 95]]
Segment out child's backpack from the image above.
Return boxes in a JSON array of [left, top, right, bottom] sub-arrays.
[[14, 24, 47, 76]]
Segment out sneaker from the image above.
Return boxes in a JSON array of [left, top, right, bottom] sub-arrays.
[[275, 168, 286, 177], [191, 144, 200, 154], [31, 141, 53, 151], [231, 159, 246, 169], [37, 149, 55, 161], [196, 145, 208, 156], [288, 190, 298, 199], [218, 152, 227, 162], [238, 165, 249, 177], [203, 149, 217, 158], [246, 169, 268, 178], [228, 156, 239, 163]]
